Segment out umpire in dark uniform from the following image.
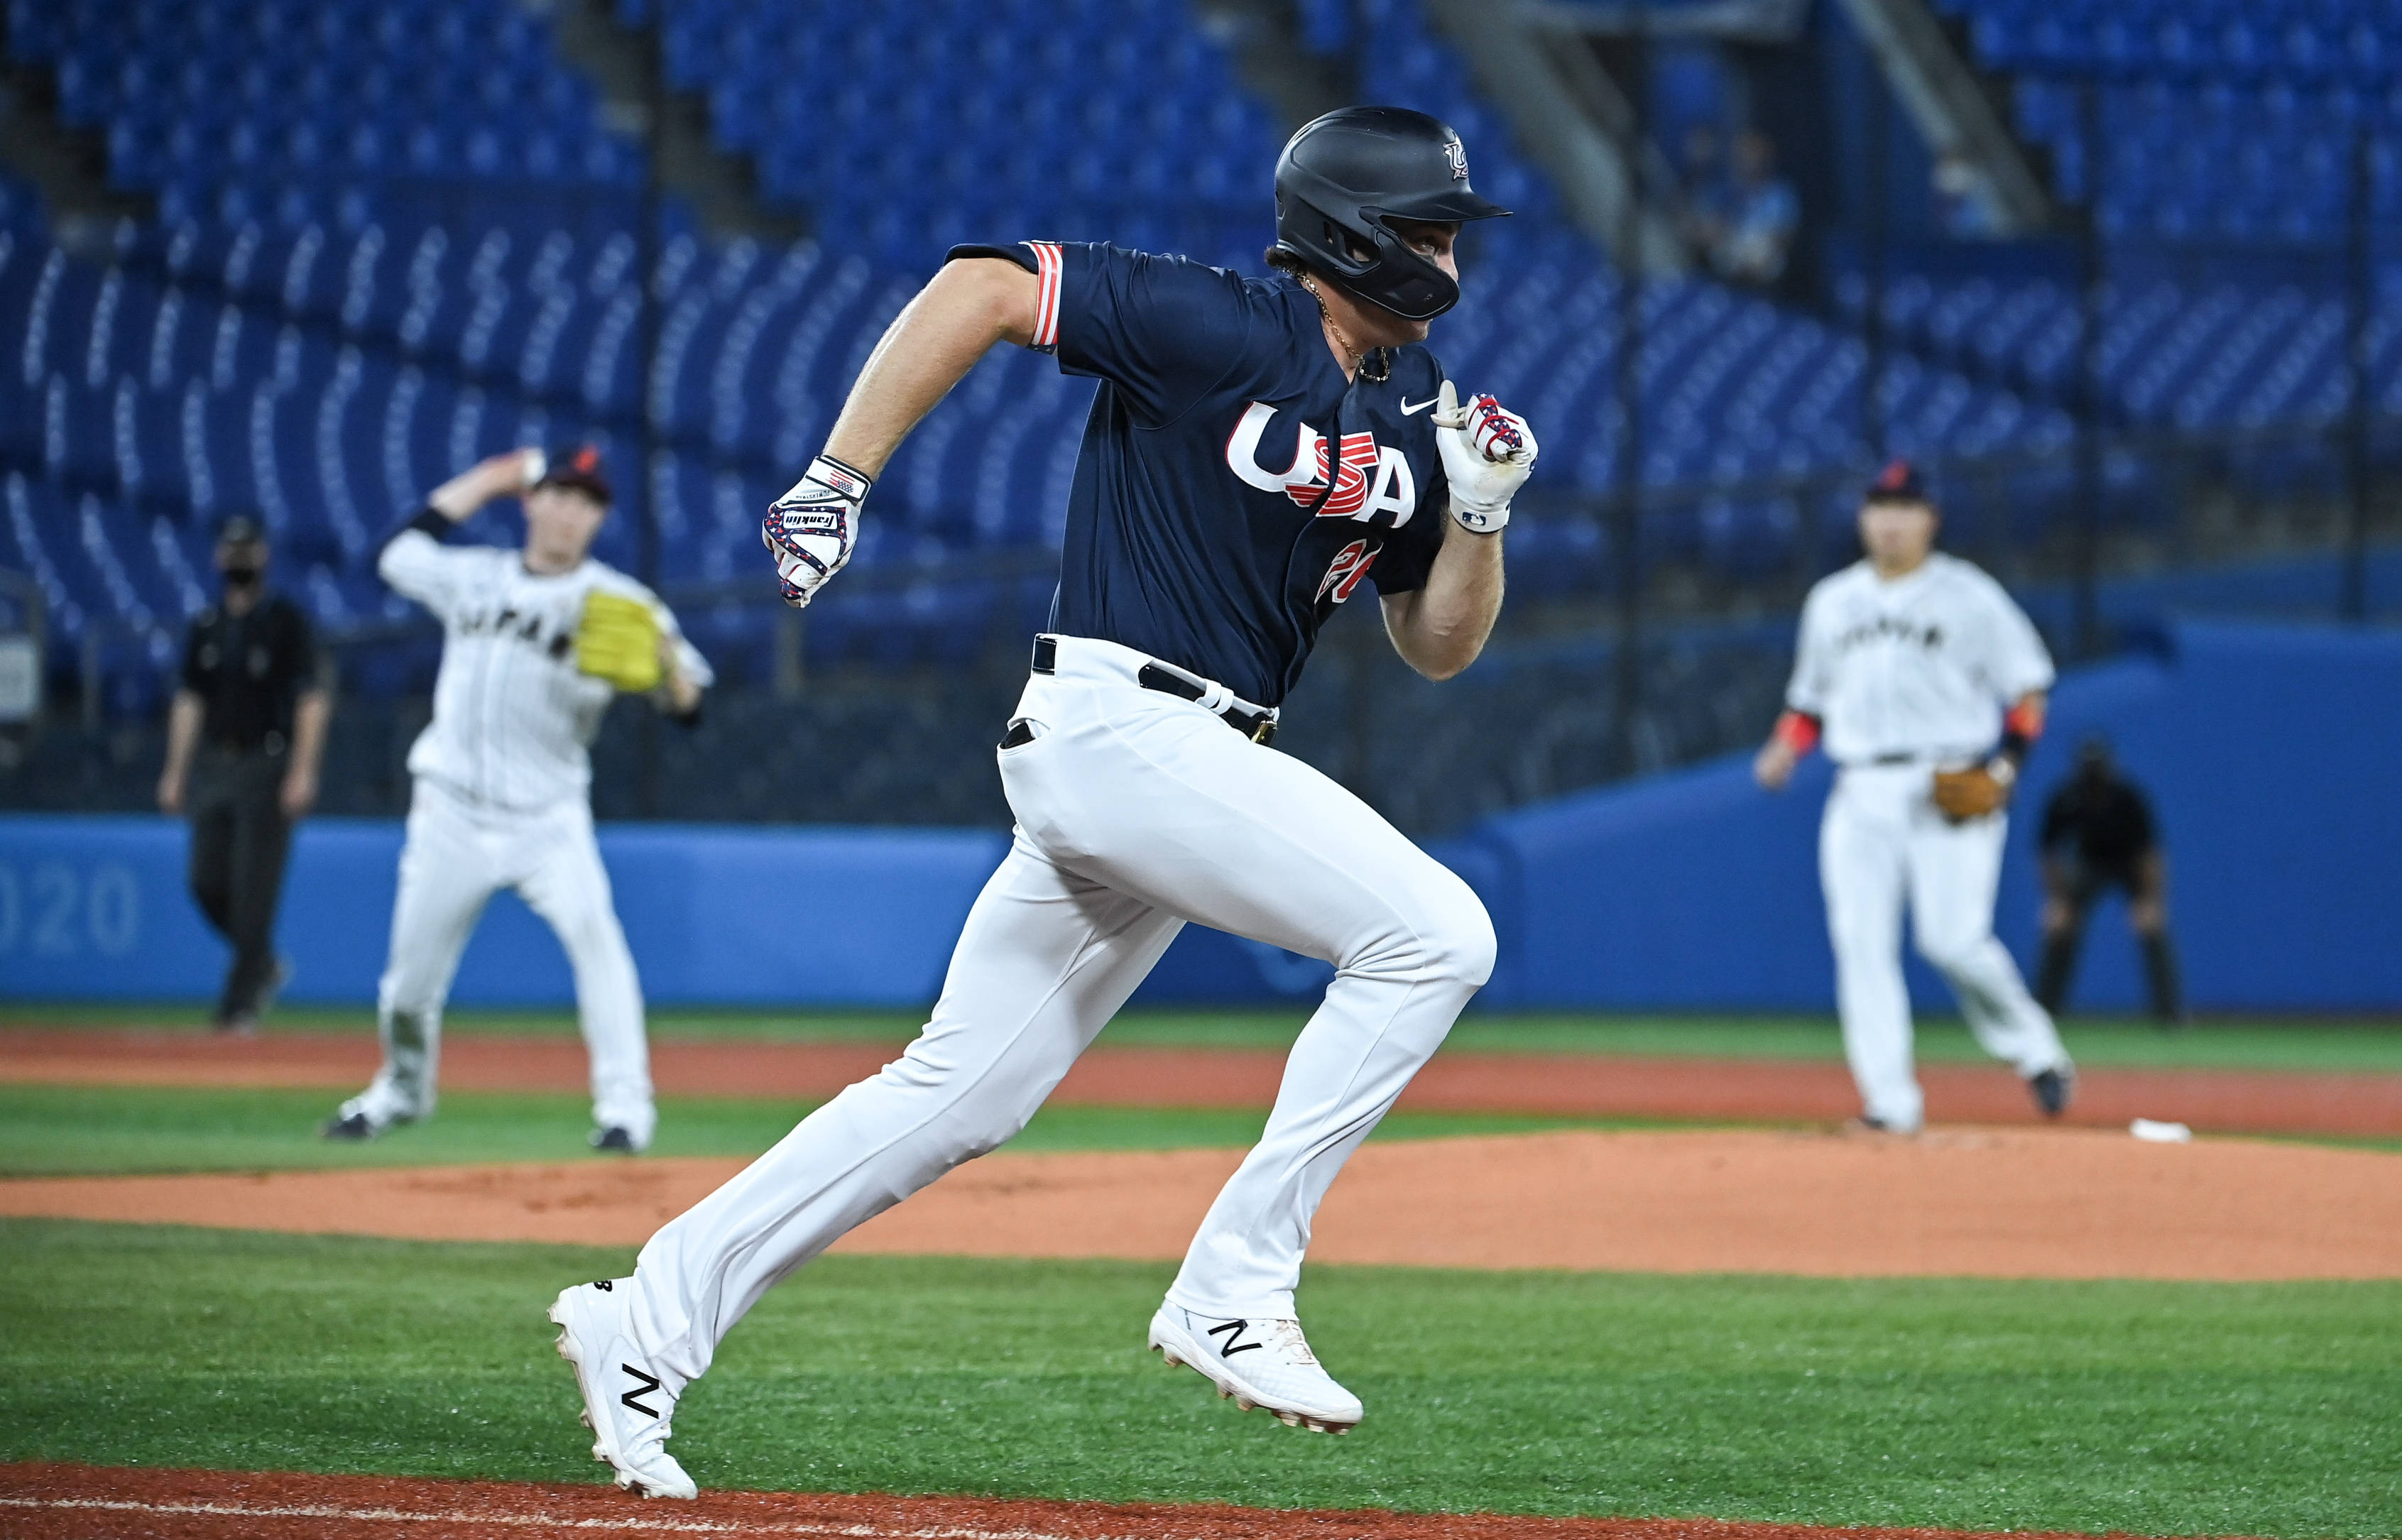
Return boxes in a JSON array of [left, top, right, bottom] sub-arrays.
[[2035, 736, 2185, 1026], [156, 516, 334, 1033]]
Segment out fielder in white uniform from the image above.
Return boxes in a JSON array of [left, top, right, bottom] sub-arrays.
[[1754, 459, 2073, 1133], [545, 107, 1535, 1498], [323, 446, 713, 1152]]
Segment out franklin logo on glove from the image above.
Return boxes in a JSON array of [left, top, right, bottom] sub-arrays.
[[763, 454, 871, 607]]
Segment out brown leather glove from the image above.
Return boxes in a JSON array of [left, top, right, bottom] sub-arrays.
[[1931, 760, 2015, 821]]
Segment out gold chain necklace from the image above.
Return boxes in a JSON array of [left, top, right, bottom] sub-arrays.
[[1301, 274, 1390, 383]]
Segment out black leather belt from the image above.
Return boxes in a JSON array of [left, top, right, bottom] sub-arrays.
[[1134, 663, 1278, 744], [1028, 635, 1277, 746]]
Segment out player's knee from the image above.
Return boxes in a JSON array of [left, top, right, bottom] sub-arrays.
[[1913, 932, 1985, 976], [1413, 884, 1497, 989]]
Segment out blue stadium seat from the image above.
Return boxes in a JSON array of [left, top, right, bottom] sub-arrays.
[[0, 0, 2149, 714]]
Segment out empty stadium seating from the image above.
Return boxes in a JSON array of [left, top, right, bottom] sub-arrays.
[[648, 0, 1288, 275], [1836, 270, 2402, 427], [6, 0, 2313, 727], [9, 0, 640, 230]]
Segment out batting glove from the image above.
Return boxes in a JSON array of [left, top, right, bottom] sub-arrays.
[[1431, 379, 1536, 533], [763, 454, 870, 608]]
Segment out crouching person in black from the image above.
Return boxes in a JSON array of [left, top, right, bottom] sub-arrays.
[[2035, 736, 2185, 1027], [157, 515, 334, 1033]]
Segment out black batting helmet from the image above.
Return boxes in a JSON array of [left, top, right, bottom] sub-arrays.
[[1272, 106, 1510, 322]]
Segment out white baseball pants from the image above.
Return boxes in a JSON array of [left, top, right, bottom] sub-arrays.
[[342, 775, 656, 1145], [622, 635, 1495, 1394], [1820, 762, 2069, 1130]]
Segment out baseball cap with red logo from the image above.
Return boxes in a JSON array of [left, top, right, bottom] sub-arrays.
[[535, 443, 613, 505], [1862, 456, 1933, 506]]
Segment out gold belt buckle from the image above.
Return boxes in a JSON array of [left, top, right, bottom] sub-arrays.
[[1248, 716, 1277, 746]]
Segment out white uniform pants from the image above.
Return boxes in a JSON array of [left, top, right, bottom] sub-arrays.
[[345, 776, 656, 1144], [1820, 763, 2068, 1131], [623, 636, 1495, 1393]]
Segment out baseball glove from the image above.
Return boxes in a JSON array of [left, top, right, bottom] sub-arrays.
[[1931, 760, 2015, 821], [576, 590, 664, 693]]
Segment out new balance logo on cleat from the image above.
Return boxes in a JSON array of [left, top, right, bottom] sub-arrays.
[[620, 1364, 664, 1417], [1150, 1306, 1363, 1435], [1206, 1318, 1262, 1357]]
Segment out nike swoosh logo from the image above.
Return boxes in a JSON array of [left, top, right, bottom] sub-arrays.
[[1399, 396, 1437, 415]]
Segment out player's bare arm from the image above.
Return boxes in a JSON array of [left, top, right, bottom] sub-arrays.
[[1386, 371, 1535, 679], [427, 449, 543, 521], [156, 688, 203, 813], [1754, 709, 1816, 790], [655, 630, 705, 716], [765, 257, 1038, 608], [823, 257, 1039, 476], [282, 687, 332, 818], [1383, 523, 1502, 680]]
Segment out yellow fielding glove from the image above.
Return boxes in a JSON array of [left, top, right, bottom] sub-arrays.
[[576, 589, 664, 693]]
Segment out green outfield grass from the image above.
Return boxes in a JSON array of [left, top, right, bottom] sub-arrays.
[[0, 1083, 1680, 1177], [1, 1218, 2393, 1536], [9, 1001, 2402, 1071]]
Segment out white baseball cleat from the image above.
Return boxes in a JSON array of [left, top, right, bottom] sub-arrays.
[[1147, 1304, 1363, 1434], [548, 1279, 698, 1500]]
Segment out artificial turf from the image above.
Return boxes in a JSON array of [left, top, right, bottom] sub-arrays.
[[0, 1218, 2393, 1536], [11, 1002, 2402, 1072], [0, 1083, 1674, 1176]]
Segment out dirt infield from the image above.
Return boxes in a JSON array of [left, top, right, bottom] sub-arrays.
[[6, 1127, 2396, 1279], [4, 1028, 2400, 1137], [0, 1463, 2242, 1540]]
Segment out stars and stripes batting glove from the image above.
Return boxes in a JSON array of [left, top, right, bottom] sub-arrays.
[[763, 454, 870, 608], [1431, 379, 1536, 533]]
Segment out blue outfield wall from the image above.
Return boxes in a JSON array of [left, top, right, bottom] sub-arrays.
[[1461, 620, 2402, 1012], [2, 621, 2397, 1012], [0, 819, 1013, 1008]]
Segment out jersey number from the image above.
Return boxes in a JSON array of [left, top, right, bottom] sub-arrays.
[[1317, 540, 1377, 605]]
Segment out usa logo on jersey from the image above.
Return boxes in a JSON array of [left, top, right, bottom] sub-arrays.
[[1224, 403, 1417, 526]]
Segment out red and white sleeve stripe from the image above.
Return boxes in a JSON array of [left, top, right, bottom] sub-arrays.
[[1025, 241, 1063, 352]]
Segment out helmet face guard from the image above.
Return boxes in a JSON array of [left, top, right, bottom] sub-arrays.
[[1273, 107, 1510, 322]]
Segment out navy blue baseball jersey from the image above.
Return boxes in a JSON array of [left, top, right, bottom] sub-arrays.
[[949, 240, 1456, 707]]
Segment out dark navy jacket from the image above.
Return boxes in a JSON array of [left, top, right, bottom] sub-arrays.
[[951, 240, 1454, 706]]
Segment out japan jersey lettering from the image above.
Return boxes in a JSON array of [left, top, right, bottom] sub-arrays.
[[949, 240, 1455, 706], [379, 530, 714, 810], [1786, 552, 2054, 765]]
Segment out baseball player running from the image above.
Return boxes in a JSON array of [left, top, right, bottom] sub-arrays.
[[323, 446, 713, 1152], [547, 107, 1536, 1497], [1753, 459, 2073, 1133]]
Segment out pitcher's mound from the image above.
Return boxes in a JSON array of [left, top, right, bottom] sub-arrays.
[[4, 1127, 2396, 1280]]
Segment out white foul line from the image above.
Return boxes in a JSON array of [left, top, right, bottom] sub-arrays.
[[0, 1495, 1148, 1540]]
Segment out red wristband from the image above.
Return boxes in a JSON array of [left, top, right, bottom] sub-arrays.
[[1999, 700, 2043, 763], [1774, 710, 1821, 755]]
